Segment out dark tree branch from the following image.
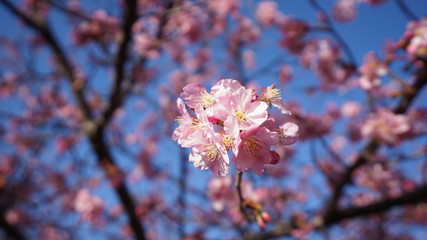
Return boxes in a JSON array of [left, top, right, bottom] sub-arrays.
[[100, 0, 138, 127], [325, 183, 427, 225], [0, 212, 27, 240], [100, 0, 179, 128], [246, 183, 427, 240], [310, 141, 335, 186], [244, 221, 294, 240], [235, 171, 251, 221], [89, 130, 146, 240], [318, 136, 344, 164], [0, 0, 92, 121], [323, 139, 379, 221], [307, 0, 358, 67], [86, 0, 147, 238], [178, 148, 188, 238], [43, 0, 92, 21], [92, 1, 180, 238], [248, 59, 427, 240], [235, 172, 245, 213], [324, 59, 427, 222], [0, 1, 147, 239], [393, 62, 427, 115], [395, 0, 418, 21]]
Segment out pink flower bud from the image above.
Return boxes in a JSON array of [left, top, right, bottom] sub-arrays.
[[208, 116, 220, 125], [270, 150, 280, 164], [256, 214, 266, 230], [261, 211, 272, 222]]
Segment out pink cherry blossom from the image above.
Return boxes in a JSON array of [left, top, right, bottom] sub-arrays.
[[402, 18, 427, 58], [260, 84, 291, 114], [243, 49, 256, 70], [73, 10, 119, 45], [74, 189, 105, 223], [178, 106, 214, 148], [173, 79, 298, 176], [279, 17, 309, 54], [342, 101, 362, 117], [362, 0, 388, 6], [256, 1, 279, 27], [207, 176, 237, 211], [358, 52, 388, 90], [361, 108, 411, 145], [182, 79, 242, 108], [278, 122, 299, 146], [189, 132, 230, 176], [279, 65, 293, 84], [172, 98, 195, 147], [332, 0, 358, 23], [223, 88, 268, 132], [233, 125, 278, 175]]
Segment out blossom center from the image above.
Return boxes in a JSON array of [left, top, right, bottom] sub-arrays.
[[266, 87, 280, 99], [200, 90, 215, 108], [175, 116, 183, 125], [261, 85, 282, 104], [191, 118, 204, 130], [204, 144, 219, 162], [221, 133, 234, 151], [243, 137, 261, 156], [234, 108, 248, 122]]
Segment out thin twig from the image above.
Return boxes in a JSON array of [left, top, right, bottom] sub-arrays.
[[318, 136, 345, 164], [0, 1, 149, 239], [43, 0, 92, 21], [307, 0, 358, 67], [324, 183, 427, 225], [246, 182, 427, 240], [324, 59, 427, 223], [395, 0, 418, 21], [99, 0, 139, 128], [310, 141, 335, 186], [235, 171, 251, 221], [0, 211, 27, 240], [0, 0, 93, 122], [178, 148, 188, 238]]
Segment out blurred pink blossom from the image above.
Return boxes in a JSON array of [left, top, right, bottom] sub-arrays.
[[256, 1, 279, 27], [74, 189, 105, 224], [333, 0, 357, 23], [361, 108, 411, 145], [342, 101, 361, 117], [358, 52, 387, 90]]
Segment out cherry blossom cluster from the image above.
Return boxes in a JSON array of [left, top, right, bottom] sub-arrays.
[[74, 189, 105, 224], [207, 176, 272, 229], [332, 0, 388, 23], [400, 18, 427, 59], [73, 10, 119, 45], [173, 79, 298, 176]]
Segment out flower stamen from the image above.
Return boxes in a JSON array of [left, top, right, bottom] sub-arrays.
[[244, 137, 261, 156]]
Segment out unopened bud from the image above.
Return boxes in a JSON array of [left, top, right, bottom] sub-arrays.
[[256, 214, 266, 230], [270, 151, 280, 164], [208, 116, 220, 124], [261, 211, 271, 222]]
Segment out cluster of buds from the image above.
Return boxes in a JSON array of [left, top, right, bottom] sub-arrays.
[[173, 79, 298, 176], [399, 18, 427, 59], [243, 199, 272, 230]]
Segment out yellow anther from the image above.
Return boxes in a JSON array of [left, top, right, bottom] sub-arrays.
[[204, 145, 218, 162], [234, 108, 248, 122], [222, 134, 234, 151], [261, 84, 281, 102], [199, 89, 215, 108], [243, 137, 260, 155], [175, 116, 183, 125]]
